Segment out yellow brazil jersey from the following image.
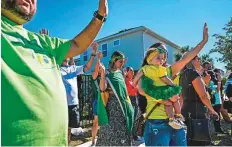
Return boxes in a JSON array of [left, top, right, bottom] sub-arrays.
[[142, 65, 167, 87], [143, 66, 173, 119]]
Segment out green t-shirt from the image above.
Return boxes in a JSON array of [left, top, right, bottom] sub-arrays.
[[1, 16, 71, 146]]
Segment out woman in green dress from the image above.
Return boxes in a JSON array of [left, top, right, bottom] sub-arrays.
[[96, 51, 134, 146]]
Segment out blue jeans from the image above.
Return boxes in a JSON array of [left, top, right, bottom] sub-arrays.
[[144, 119, 187, 146]]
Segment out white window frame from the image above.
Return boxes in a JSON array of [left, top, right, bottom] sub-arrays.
[[113, 39, 120, 47]]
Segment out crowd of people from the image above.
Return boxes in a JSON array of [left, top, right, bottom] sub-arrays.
[[1, 0, 231, 146]]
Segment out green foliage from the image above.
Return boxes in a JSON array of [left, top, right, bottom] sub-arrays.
[[210, 17, 232, 70], [200, 53, 214, 66], [175, 45, 191, 61]]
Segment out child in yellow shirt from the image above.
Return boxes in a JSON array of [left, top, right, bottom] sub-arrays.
[[134, 47, 183, 129]]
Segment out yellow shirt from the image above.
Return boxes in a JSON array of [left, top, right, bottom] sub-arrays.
[[146, 95, 168, 119], [142, 65, 167, 87], [142, 65, 170, 119]]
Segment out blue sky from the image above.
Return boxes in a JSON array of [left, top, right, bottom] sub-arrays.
[[25, 0, 232, 70]]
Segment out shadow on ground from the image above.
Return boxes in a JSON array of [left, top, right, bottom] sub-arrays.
[[71, 119, 232, 146]]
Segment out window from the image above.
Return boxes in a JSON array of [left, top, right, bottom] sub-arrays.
[[83, 51, 88, 61], [113, 39, 120, 46], [74, 58, 80, 65], [102, 43, 108, 57]]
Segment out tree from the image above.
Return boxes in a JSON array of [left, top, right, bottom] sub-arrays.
[[175, 45, 191, 62], [210, 17, 232, 70], [200, 53, 214, 66]]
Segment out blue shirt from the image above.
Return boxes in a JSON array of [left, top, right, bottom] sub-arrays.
[[209, 81, 222, 106], [61, 65, 84, 105]]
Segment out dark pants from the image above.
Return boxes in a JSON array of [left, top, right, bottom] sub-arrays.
[[130, 96, 138, 120], [137, 93, 147, 114], [68, 105, 80, 128], [213, 104, 222, 131], [130, 96, 138, 139]]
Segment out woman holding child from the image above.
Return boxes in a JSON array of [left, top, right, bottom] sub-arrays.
[[135, 23, 210, 146]]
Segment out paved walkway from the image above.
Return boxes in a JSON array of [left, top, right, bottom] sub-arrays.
[[77, 138, 145, 147]]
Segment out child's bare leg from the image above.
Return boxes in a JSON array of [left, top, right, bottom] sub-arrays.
[[172, 100, 181, 114], [171, 97, 184, 122], [169, 95, 181, 115], [165, 104, 174, 119], [164, 101, 182, 129]]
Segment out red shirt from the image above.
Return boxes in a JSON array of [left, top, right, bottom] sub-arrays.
[[125, 78, 138, 96]]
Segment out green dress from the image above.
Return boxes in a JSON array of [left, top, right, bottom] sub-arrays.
[[96, 70, 134, 146]]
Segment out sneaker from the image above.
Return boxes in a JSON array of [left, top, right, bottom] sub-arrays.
[[175, 114, 185, 121], [178, 119, 187, 128], [169, 119, 182, 129]]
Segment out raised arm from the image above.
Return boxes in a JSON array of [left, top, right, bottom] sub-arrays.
[[65, 0, 108, 58], [92, 52, 103, 80], [99, 63, 107, 91], [171, 23, 208, 76], [83, 42, 99, 73]]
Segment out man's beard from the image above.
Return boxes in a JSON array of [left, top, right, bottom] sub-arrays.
[[1, 0, 34, 22]]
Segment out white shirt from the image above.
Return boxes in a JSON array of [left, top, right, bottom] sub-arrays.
[[60, 65, 84, 105]]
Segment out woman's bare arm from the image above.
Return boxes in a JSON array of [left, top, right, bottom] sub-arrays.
[[192, 77, 218, 115], [171, 23, 208, 76], [99, 63, 107, 91]]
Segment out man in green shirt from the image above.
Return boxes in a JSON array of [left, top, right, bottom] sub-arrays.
[[1, 0, 108, 146]]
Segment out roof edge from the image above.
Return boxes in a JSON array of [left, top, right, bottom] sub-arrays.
[[96, 26, 181, 50]]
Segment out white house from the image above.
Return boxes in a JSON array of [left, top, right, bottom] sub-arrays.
[[75, 26, 181, 72]]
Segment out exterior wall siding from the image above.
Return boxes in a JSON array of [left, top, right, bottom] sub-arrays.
[[143, 32, 179, 65], [79, 31, 144, 72], [76, 27, 180, 73]]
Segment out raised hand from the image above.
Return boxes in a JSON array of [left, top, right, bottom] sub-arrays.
[[68, 57, 75, 65], [203, 23, 208, 43], [123, 68, 128, 77], [99, 62, 105, 74], [98, 0, 108, 17], [122, 57, 128, 67], [97, 51, 103, 59], [39, 28, 49, 35], [203, 72, 211, 85], [91, 42, 99, 54], [216, 72, 222, 82]]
